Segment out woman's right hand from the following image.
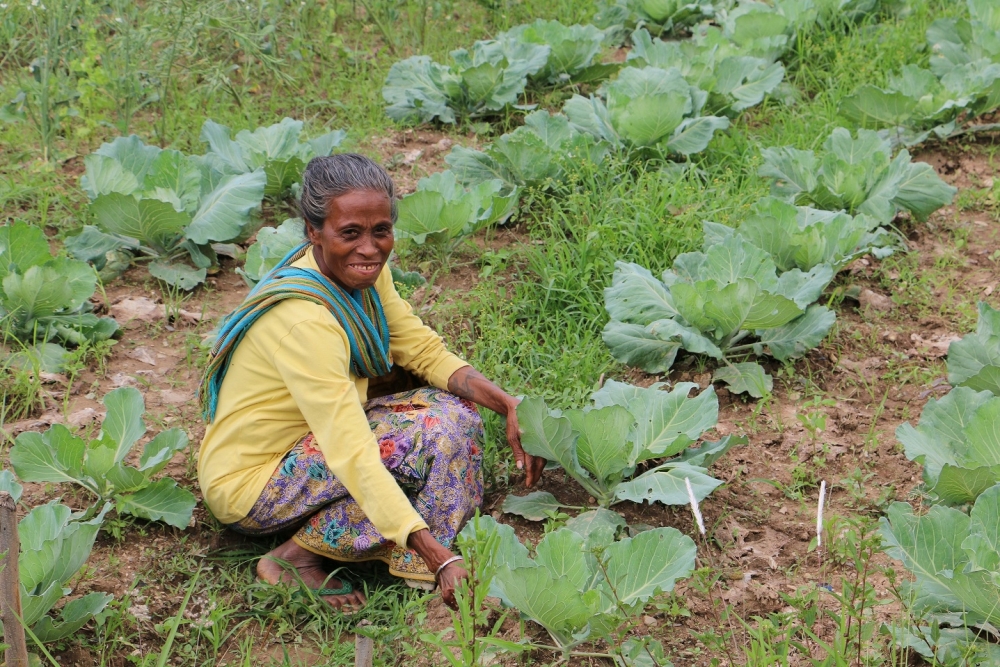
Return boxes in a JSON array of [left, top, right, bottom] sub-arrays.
[[437, 561, 469, 610]]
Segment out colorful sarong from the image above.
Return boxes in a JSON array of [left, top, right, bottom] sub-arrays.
[[232, 388, 484, 582]]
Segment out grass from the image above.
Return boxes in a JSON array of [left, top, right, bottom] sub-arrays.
[[1, 0, 996, 664]]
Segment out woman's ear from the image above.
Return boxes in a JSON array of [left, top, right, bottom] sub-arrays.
[[305, 222, 319, 245]]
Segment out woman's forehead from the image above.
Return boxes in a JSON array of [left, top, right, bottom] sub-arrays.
[[325, 190, 392, 219]]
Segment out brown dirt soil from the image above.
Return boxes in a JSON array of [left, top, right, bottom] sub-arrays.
[[5, 137, 1000, 666]]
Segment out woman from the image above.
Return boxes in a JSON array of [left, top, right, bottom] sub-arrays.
[[198, 154, 545, 612]]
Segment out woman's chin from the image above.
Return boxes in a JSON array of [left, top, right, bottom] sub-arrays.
[[343, 264, 383, 289]]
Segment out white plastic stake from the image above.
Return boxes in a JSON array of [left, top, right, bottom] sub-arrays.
[[817, 480, 827, 548], [685, 477, 706, 536]]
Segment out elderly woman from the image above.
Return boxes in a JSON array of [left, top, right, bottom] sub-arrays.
[[198, 154, 544, 612]]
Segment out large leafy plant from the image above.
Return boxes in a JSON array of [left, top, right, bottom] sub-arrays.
[[461, 513, 695, 655], [394, 171, 518, 253], [500, 20, 613, 85], [70, 135, 266, 290], [880, 486, 1000, 663], [948, 301, 1000, 397], [705, 197, 892, 273], [382, 40, 549, 124], [594, 0, 715, 40], [10, 387, 195, 528], [563, 66, 730, 157], [759, 128, 956, 224], [926, 0, 1000, 79], [0, 221, 117, 369], [627, 28, 786, 117], [238, 218, 304, 286], [199, 118, 346, 200], [445, 111, 609, 190], [3, 488, 113, 643], [603, 234, 835, 396], [505, 380, 743, 515]]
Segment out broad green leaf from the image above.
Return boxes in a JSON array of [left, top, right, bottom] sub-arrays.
[[891, 159, 956, 221], [602, 321, 683, 373], [664, 115, 730, 155], [566, 405, 635, 494], [117, 477, 196, 528], [614, 462, 724, 506], [139, 428, 189, 474], [240, 218, 305, 284], [535, 528, 592, 591], [516, 397, 582, 476], [754, 304, 836, 361], [602, 527, 696, 607], [565, 509, 626, 550], [143, 149, 202, 213], [0, 221, 51, 280], [839, 85, 918, 128], [383, 56, 459, 124], [21, 582, 63, 628], [31, 592, 112, 642], [494, 565, 593, 648], [90, 193, 190, 255], [931, 464, 1000, 505], [675, 435, 746, 468], [185, 169, 266, 244], [962, 484, 1000, 573], [101, 387, 146, 463], [148, 260, 206, 290], [64, 226, 134, 267], [0, 470, 23, 502], [80, 154, 140, 199], [607, 67, 693, 147], [713, 362, 773, 397], [948, 302, 1000, 396], [93, 135, 160, 183], [502, 491, 564, 521], [10, 425, 88, 485]]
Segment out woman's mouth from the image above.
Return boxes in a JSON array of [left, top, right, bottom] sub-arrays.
[[350, 263, 381, 274]]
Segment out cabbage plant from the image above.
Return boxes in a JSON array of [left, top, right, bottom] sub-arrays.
[[500, 20, 613, 85], [6, 494, 113, 643], [759, 127, 957, 223], [627, 28, 785, 116], [594, 0, 715, 41], [948, 301, 1000, 396], [238, 218, 305, 285], [705, 198, 891, 273], [71, 135, 266, 289], [445, 111, 609, 190], [460, 513, 695, 654], [506, 380, 744, 516], [563, 66, 730, 157], [200, 118, 346, 200], [11, 387, 195, 528], [383, 40, 550, 125], [603, 234, 836, 396], [881, 486, 1000, 663], [0, 221, 118, 370], [394, 171, 518, 253]]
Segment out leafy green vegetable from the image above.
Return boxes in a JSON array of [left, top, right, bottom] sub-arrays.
[[759, 128, 956, 223], [603, 233, 836, 395], [200, 118, 346, 199], [72, 135, 266, 289], [563, 66, 730, 156], [880, 486, 1000, 662], [594, 0, 714, 41], [8, 501, 112, 642], [445, 110, 609, 190], [10, 387, 195, 527], [948, 301, 1000, 396], [627, 28, 786, 116], [0, 221, 118, 369], [460, 514, 695, 651], [704, 197, 892, 272], [383, 39, 549, 124], [507, 380, 743, 512], [238, 218, 305, 286], [500, 20, 609, 85], [896, 386, 1000, 505], [394, 171, 518, 251]]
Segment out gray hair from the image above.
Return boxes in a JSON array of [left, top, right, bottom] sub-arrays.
[[299, 154, 397, 231]]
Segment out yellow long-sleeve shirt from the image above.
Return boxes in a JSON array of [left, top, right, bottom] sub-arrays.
[[197, 248, 469, 548]]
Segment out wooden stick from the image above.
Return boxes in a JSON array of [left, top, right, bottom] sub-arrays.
[[0, 491, 27, 667], [354, 619, 374, 667]]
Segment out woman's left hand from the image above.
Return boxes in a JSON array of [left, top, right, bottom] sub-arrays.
[[505, 398, 545, 487], [437, 561, 468, 610]]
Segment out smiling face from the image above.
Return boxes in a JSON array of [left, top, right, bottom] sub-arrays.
[[306, 189, 395, 291]]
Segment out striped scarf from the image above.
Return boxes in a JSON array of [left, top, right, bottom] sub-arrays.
[[200, 242, 392, 422]]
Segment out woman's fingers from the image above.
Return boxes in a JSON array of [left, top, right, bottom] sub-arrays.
[[439, 564, 468, 610], [506, 409, 526, 470]]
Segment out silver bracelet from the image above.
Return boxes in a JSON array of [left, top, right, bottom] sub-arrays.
[[434, 555, 464, 582]]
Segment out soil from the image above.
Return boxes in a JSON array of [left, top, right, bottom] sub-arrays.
[[5, 135, 1000, 666]]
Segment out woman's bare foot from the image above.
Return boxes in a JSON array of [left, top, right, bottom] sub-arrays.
[[257, 538, 366, 612]]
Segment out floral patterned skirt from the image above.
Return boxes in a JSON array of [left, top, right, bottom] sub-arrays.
[[232, 388, 484, 582]]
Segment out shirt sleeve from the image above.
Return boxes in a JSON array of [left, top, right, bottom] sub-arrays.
[[272, 314, 428, 548], [377, 268, 470, 389]]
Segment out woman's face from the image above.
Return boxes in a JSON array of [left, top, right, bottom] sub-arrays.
[[306, 189, 394, 291]]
